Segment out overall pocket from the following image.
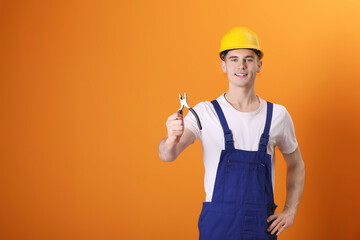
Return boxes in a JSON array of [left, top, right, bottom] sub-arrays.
[[198, 203, 237, 240], [226, 160, 266, 205]]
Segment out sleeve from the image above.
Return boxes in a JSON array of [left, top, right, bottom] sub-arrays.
[[183, 102, 203, 140], [277, 108, 298, 154]]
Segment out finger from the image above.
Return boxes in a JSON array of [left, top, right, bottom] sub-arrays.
[[267, 213, 278, 223], [168, 113, 183, 120], [271, 219, 285, 235], [175, 112, 183, 119], [176, 113, 184, 119], [270, 222, 281, 235], [267, 214, 280, 230], [171, 128, 184, 133], [166, 120, 184, 128], [268, 216, 282, 232], [168, 119, 184, 126], [170, 125, 184, 131], [170, 130, 184, 136], [276, 222, 288, 236]]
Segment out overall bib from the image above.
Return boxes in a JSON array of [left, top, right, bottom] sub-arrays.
[[198, 100, 278, 240]]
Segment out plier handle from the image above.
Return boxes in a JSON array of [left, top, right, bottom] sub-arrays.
[[178, 93, 202, 130]]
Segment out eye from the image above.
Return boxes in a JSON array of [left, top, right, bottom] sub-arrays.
[[231, 59, 238, 62], [246, 59, 253, 62]]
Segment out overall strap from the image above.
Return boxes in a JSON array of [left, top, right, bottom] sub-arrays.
[[211, 100, 234, 150], [259, 101, 274, 153]]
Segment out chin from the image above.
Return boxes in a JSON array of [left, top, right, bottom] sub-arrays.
[[230, 80, 250, 88]]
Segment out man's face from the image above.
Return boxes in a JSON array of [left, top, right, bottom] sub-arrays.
[[221, 49, 262, 88]]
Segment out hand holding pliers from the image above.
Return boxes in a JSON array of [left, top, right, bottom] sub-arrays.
[[178, 93, 202, 130]]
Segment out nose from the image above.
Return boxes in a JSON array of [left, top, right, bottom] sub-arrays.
[[237, 61, 246, 70]]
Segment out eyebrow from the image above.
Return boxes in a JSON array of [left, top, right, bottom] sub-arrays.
[[228, 55, 255, 59]]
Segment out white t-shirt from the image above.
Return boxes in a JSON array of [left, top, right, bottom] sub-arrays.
[[184, 93, 298, 202]]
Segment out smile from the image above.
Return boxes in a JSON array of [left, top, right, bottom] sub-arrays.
[[235, 73, 248, 77]]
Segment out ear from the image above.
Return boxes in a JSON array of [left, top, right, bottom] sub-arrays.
[[257, 60, 262, 73], [221, 60, 227, 73]]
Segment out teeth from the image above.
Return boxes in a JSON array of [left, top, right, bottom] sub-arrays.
[[235, 73, 247, 76]]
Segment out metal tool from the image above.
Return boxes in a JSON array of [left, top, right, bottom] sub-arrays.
[[178, 93, 202, 130]]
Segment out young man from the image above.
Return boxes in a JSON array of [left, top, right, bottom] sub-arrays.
[[158, 27, 305, 239]]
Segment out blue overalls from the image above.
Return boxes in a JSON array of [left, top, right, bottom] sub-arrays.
[[198, 100, 278, 240]]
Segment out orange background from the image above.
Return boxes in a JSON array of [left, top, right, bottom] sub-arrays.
[[1, 0, 360, 239]]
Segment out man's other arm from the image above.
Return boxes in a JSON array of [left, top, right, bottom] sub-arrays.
[[267, 147, 305, 236]]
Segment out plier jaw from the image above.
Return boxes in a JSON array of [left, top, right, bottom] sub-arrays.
[[178, 93, 190, 114], [178, 92, 202, 130]]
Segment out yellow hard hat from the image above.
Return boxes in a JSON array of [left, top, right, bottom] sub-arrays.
[[219, 26, 263, 60]]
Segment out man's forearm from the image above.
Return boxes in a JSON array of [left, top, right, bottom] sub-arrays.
[[158, 137, 178, 162], [283, 160, 305, 214]]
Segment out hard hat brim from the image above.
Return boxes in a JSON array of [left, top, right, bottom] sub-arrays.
[[219, 48, 263, 60]]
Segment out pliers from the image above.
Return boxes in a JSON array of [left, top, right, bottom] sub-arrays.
[[178, 93, 202, 130]]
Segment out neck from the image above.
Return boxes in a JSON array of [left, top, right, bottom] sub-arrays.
[[224, 87, 260, 112]]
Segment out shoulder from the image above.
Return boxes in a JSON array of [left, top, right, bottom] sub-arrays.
[[192, 100, 216, 114], [193, 100, 213, 109], [266, 101, 298, 152], [185, 94, 225, 121], [184, 100, 215, 124], [267, 100, 290, 118], [255, 96, 290, 120], [184, 99, 219, 140], [267, 101, 295, 127], [259, 97, 294, 129]]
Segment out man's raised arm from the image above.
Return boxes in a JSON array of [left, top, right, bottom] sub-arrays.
[[158, 112, 196, 162]]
